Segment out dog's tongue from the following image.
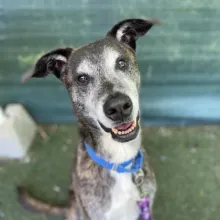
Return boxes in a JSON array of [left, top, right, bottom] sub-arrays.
[[115, 121, 133, 131]]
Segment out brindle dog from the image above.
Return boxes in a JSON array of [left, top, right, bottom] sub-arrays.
[[18, 18, 160, 220]]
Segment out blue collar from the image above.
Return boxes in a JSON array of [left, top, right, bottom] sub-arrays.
[[84, 142, 143, 173]]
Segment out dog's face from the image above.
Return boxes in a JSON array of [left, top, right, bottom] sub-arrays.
[[68, 38, 140, 143], [25, 19, 159, 143]]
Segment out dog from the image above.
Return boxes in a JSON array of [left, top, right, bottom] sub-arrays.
[[18, 18, 160, 220]]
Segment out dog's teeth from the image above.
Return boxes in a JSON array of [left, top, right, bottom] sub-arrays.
[[112, 128, 118, 134], [112, 120, 138, 136]]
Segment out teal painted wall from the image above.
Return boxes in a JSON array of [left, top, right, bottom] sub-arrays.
[[1, 0, 220, 125]]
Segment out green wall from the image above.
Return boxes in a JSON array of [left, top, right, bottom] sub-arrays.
[[1, 0, 220, 125]]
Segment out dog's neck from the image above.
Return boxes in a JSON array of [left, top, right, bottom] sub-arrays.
[[100, 133, 141, 164], [80, 126, 141, 164]]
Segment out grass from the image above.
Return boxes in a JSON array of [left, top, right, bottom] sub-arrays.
[[0, 125, 220, 220]]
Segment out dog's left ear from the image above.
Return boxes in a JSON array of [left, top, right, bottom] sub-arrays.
[[107, 19, 161, 50], [21, 48, 73, 83]]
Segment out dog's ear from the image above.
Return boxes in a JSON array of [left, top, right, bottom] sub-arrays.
[[107, 19, 161, 50], [21, 48, 73, 83]]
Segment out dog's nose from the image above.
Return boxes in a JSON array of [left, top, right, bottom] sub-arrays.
[[104, 93, 133, 121]]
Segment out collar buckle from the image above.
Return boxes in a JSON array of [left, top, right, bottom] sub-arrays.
[[111, 163, 119, 171]]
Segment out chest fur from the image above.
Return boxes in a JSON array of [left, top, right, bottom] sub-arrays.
[[105, 172, 140, 220]]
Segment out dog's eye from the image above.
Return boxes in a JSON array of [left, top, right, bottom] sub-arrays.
[[77, 74, 90, 84], [117, 58, 127, 69]]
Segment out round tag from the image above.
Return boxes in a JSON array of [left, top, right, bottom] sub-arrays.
[[132, 169, 144, 186]]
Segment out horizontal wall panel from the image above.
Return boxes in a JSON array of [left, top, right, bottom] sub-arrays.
[[1, 0, 220, 125]]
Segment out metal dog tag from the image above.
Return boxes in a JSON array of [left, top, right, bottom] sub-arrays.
[[132, 168, 144, 186]]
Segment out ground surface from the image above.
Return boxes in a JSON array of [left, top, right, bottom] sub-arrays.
[[0, 125, 220, 220]]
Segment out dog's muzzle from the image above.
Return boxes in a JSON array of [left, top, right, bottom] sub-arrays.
[[99, 92, 140, 142], [100, 92, 140, 142]]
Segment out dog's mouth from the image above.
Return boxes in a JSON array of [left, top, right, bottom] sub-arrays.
[[99, 115, 140, 143], [112, 120, 137, 135]]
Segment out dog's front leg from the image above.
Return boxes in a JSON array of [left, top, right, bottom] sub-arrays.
[[142, 166, 157, 208], [140, 148, 157, 209], [137, 168, 157, 220]]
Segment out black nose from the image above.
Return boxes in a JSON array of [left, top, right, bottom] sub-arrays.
[[103, 93, 133, 121]]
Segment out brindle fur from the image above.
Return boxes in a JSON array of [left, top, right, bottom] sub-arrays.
[[18, 18, 160, 220]]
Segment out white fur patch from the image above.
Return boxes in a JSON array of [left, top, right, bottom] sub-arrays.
[[100, 131, 141, 164], [76, 59, 94, 74], [116, 24, 128, 41], [55, 55, 67, 63], [105, 171, 140, 220], [103, 47, 120, 71]]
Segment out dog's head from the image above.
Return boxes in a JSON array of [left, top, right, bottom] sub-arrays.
[[24, 19, 159, 143]]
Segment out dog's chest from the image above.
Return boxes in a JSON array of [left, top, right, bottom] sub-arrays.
[[105, 172, 140, 220]]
